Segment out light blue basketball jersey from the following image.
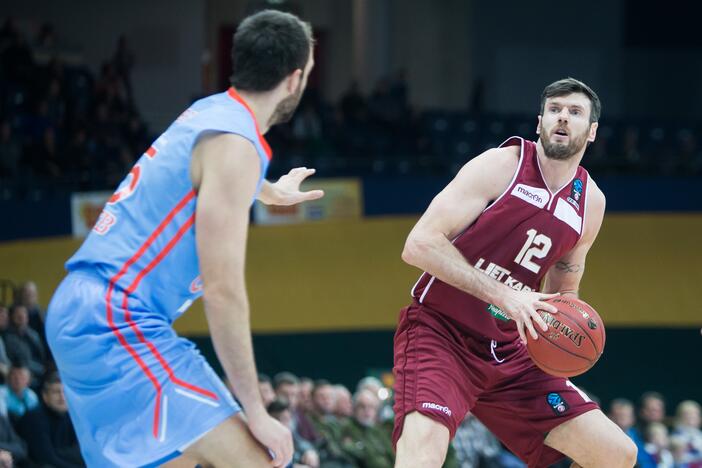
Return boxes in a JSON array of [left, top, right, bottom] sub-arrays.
[[48, 88, 273, 466], [66, 88, 271, 321]]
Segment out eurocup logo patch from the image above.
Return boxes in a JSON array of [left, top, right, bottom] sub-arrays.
[[547, 392, 569, 415], [567, 178, 583, 209]]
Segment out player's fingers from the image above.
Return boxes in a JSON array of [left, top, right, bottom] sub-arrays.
[[524, 311, 539, 340], [295, 168, 317, 181], [530, 309, 549, 332], [300, 189, 324, 201], [537, 292, 560, 300], [515, 318, 527, 345], [535, 300, 558, 314]]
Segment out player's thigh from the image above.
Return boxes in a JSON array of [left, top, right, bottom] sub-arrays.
[[182, 413, 270, 467], [395, 411, 450, 468], [544, 409, 637, 467]]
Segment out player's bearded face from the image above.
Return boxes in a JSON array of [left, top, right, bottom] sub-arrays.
[[270, 79, 304, 126], [540, 122, 590, 161]]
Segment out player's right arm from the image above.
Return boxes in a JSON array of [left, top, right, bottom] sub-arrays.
[[192, 133, 292, 467], [401, 146, 558, 343]]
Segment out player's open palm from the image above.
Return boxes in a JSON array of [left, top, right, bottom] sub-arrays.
[[497, 290, 559, 344], [271, 167, 325, 205], [248, 413, 293, 467]]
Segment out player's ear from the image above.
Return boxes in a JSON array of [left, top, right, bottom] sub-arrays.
[[536, 115, 542, 135], [588, 121, 598, 142], [287, 68, 303, 95]]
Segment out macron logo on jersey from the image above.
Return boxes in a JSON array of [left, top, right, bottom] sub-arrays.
[[511, 184, 550, 209]]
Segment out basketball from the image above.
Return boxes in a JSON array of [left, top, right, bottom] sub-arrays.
[[526, 297, 606, 378]]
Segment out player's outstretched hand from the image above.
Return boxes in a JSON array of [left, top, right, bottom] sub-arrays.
[[266, 167, 325, 206], [248, 412, 293, 467], [496, 290, 560, 345]]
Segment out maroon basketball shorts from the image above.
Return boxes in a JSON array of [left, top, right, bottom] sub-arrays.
[[392, 303, 599, 468]]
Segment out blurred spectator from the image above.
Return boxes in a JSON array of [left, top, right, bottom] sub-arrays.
[[644, 422, 674, 467], [258, 373, 276, 408], [1, 364, 39, 420], [334, 385, 353, 419], [299, 377, 314, 412], [639, 392, 667, 429], [0, 410, 26, 467], [340, 388, 394, 468], [672, 401, 702, 460], [15, 281, 44, 338], [274, 371, 300, 407], [670, 434, 702, 468], [452, 413, 524, 468], [274, 372, 320, 446], [0, 306, 9, 334], [16, 372, 84, 467], [0, 335, 8, 382], [268, 398, 319, 468], [609, 398, 655, 468], [309, 380, 355, 468], [356, 376, 393, 423], [4, 305, 46, 378]]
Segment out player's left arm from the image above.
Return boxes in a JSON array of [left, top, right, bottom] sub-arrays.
[[257, 167, 324, 206], [542, 179, 606, 298]]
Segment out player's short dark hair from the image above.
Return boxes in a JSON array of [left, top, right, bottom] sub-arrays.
[[230, 9, 313, 92], [540, 77, 601, 124], [273, 371, 299, 389]]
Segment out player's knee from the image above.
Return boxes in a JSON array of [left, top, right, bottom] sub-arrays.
[[602, 433, 637, 468], [396, 413, 449, 467]]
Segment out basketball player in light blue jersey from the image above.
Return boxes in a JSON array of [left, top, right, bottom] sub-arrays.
[[45, 10, 320, 467]]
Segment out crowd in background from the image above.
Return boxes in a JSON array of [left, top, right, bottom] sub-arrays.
[[0, 281, 83, 467], [2, 18, 702, 203], [2, 16, 702, 468], [0, 18, 149, 199], [609, 393, 702, 468], [2, 277, 701, 467]]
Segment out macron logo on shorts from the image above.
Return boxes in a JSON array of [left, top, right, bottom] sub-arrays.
[[421, 402, 452, 417]]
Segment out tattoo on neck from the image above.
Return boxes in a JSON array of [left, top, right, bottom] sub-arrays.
[[555, 261, 583, 273]]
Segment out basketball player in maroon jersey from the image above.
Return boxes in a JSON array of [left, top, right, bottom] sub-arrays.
[[392, 78, 637, 468]]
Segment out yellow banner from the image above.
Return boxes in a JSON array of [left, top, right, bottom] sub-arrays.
[[1, 214, 700, 332]]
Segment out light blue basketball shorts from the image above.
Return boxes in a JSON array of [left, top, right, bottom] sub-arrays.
[[46, 271, 240, 467]]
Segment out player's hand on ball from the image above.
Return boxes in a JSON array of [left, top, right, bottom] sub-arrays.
[[268, 167, 325, 206], [497, 290, 559, 345], [248, 412, 293, 467]]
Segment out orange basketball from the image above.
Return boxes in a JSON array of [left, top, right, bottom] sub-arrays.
[[526, 297, 606, 378]]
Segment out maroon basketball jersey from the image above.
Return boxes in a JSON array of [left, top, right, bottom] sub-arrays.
[[410, 137, 590, 342]]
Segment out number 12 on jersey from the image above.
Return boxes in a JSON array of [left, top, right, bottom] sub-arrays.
[[514, 228, 552, 273]]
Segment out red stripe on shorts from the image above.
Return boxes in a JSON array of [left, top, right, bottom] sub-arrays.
[[105, 190, 216, 439]]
